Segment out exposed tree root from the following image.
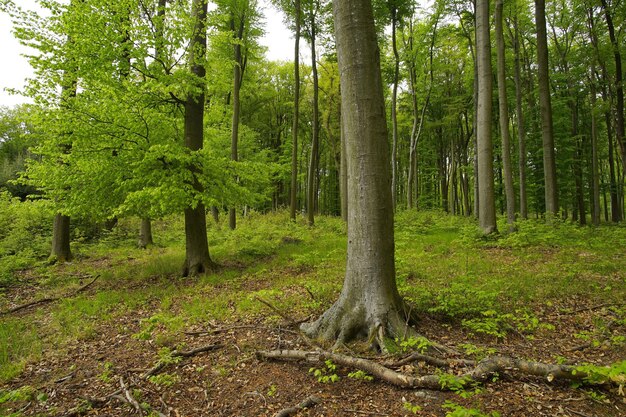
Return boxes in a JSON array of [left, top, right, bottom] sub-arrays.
[[256, 349, 599, 390], [273, 395, 321, 417], [300, 300, 458, 356], [142, 343, 224, 378], [384, 352, 477, 369], [0, 275, 100, 316]]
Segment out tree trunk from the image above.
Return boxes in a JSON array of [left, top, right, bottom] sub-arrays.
[[182, 0, 216, 276], [390, 8, 399, 211], [599, 0, 626, 174], [495, 0, 515, 230], [476, 0, 497, 234], [51, 213, 72, 263], [535, 0, 559, 216], [512, 14, 527, 219], [229, 13, 245, 230], [340, 113, 348, 222], [290, 0, 301, 221], [590, 67, 600, 226], [139, 218, 153, 248], [307, 7, 319, 226], [301, 0, 410, 347]]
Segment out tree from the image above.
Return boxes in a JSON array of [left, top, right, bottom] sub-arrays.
[[301, 0, 411, 348], [182, 0, 216, 276], [495, 0, 515, 229], [305, 0, 321, 226], [535, 0, 559, 216], [476, 0, 497, 234]]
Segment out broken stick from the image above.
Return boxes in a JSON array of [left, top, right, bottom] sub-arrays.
[[273, 395, 321, 417]]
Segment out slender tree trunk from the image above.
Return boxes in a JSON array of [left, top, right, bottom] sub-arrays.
[[307, 7, 320, 226], [495, 0, 515, 230], [290, 0, 301, 221], [182, 0, 215, 276], [512, 14, 527, 219], [390, 8, 399, 210], [229, 13, 245, 230], [599, 0, 626, 173], [590, 67, 601, 226], [302, 0, 411, 347], [139, 218, 153, 248], [476, 0, 497, 234], [51, 214, 72, 262], [535, 0, 559, 216]]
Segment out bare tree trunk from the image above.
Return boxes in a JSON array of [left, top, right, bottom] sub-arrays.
[[229, 13, 245, 230], [599, 0, 626, 174], [51, 214, 72, 262], [307, 6, 319, 226], [340, 113, 348, 222], [390, 8, 399, 211], [290, 0, 301, 221], [590, 67, 601, 226], [512, 14, 527, 219], [495, 0, 515, 230], [476, 0, 497, 234], [182, 0, 216, 276], [139, 218, 153, 248], [302, 0, 411, 347], [535, 0, 559, 216]]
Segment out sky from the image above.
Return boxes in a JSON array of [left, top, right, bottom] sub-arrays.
[[0, 0, 296, 108]]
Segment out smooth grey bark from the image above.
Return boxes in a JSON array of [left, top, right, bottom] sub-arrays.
[[535, 0, 559, 216], [590, 67, 600, 226], [599, 0, 626, 174], [229, 11, 245, 230], [182, 0, 216, 276], [339, 113, 347, 222], [51, 213, 72, 262], [301, 0, 410, 347], [476, 0, 497, 234], [289, 0, 301, 221], [306, 5, 320, 226], [139, 218, 153, 248], [511, 14, 527, 219], [495, 0, 515, 230], [390, 7, 399, 211]]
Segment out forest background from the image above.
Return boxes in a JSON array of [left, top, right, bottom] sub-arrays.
[[0, 0, 625, 416]]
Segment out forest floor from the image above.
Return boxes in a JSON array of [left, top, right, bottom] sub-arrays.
[[0, 211, 625, 417]]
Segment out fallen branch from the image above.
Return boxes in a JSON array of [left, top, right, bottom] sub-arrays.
[[385, 352, 476, 369], [256, 349, 591, 390], [0, 275, 100, 316], [273, 395, 321, 417], [143, 343, 223, 378], [254, 296, 306, 327], [120, 377, 143, 415]]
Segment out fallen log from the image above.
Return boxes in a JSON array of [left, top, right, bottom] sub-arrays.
[[256, 349, 592, 390]]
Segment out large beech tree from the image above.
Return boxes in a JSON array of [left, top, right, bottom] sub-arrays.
[[301, 0, 412, 347], [182, 0, 216, 276]]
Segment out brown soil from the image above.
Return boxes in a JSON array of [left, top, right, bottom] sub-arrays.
[[1, 271, 625, 417]]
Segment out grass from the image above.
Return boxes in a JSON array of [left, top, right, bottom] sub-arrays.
[[0, 208, 625, 392]]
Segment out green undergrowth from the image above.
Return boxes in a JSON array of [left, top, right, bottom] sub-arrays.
[[0, 208, 625, 389]]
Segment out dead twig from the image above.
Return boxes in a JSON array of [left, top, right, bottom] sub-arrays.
[[0, 275, 100, 316], [385, 352, 476, 369], [564, 407, 594, 417], [254, 296, 301, 327], [142, 343, 223, 378], [273, 395, 321, 417], [120, 377, 143, 415], [566, 302, 625, 315], [256, 349, 594, 390]]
